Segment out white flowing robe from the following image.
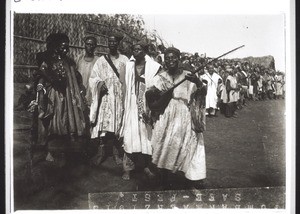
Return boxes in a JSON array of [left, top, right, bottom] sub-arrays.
[[275, 74, 283, 95], [201, 72, 221, 109], [219, 82, 228, 103], [89, 54, 128, 138], [120, 55, 161, 155], [226, 75, 238, 103], [151, 70, 206, 180]]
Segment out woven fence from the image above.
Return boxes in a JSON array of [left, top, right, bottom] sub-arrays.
[[13, 13, 147, 83]]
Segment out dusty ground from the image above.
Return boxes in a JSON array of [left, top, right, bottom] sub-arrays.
[[12, 83, 285, 210]]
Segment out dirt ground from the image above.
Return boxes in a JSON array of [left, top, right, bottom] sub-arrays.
[[12, 84, 285, 210]]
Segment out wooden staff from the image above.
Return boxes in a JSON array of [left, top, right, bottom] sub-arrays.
[[146, 45, 245, 114], [165, 45, 245, 93]]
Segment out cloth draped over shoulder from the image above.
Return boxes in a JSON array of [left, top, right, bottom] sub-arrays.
[[76, 54, 99, 106], [201, 72, 222, 109], [150, 69, 206, 180], [89, 54, 128, 138], [219, 82, 228, 103], [120, 55, 161, 155], [226, 75, 238, 103]]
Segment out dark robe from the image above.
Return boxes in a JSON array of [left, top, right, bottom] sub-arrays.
[[32, 52, 87, 152]]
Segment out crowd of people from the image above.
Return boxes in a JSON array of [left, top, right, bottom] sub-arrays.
[[180, 53, 285, 118], [24, 31, 284, 193], [148, 47, 285, 118]]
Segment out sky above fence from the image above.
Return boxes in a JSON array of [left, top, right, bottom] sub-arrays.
[[143, 14, 285, 71], [9, 0, 290, 72]]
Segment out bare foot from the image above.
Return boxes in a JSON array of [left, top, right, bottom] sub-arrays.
[[45, 152, 54, 162], [122, 171, 130, 180], [144, 167, 155, 179], [89, 155, 107, 166], [113, 155, 123, 165], [190, 186, 202, 196], [89, 147, 107, 166]]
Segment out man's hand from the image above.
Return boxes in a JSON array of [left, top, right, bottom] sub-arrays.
[[27, 100, 38, 113], [36, 83, 45, 92], [186, 72, 202, 88], [98, 82, 108, 96]]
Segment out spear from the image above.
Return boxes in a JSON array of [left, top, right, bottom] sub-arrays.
[[166, 45, 245, 92], [146, 45, 245, 114]]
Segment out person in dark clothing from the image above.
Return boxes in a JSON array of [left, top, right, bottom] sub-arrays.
[[29, 33, 87, 164]]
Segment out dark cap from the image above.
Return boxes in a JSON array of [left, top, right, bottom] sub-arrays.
[[108, 31, 124, 42], [84, 35, 97, 44], [165, 47, 180, 58], [132, 40, 149, 52], [46, 33, 69, 50]]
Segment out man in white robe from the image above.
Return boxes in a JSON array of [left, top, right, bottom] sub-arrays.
[[225, 65, 239, 118], [119, 42, 161, 180], [89, 34, 129, 165], [201, 65, 222, 116], [274, 71, 284, 99]]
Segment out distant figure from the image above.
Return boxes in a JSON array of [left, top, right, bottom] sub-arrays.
[[225, 65, 239, 118], [237, 64, 249, 105], [201, 64, 222, 116], [274, 71, 284, 99], [265, 70, 275, 99]]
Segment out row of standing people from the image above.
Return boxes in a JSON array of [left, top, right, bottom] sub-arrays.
[[30, 33, 207, 191], [179, 56, 285, 119]]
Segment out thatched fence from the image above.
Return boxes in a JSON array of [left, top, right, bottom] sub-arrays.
[[13, 13, 147, 83]]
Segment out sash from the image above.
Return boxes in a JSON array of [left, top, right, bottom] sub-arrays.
[[104, 55, 120, 79]]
